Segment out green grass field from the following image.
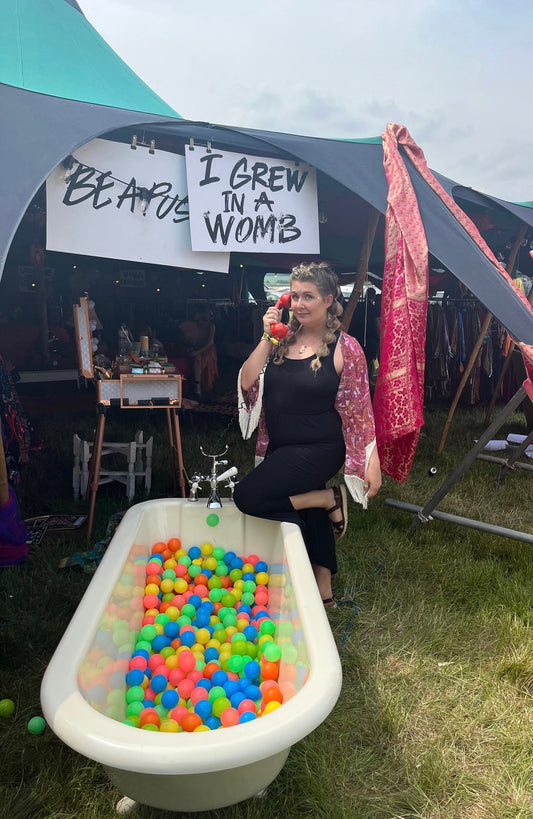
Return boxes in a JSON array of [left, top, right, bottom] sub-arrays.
[[1, 396, 532, 819]]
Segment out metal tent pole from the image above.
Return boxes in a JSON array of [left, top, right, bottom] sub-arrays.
[[386, 384, 528, 536], [385, 499, 533, 544]]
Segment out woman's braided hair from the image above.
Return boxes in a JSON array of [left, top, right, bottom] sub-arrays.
[[273, 261, 343, 372]]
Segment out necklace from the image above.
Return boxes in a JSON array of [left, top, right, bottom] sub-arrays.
[[298, 344, 310, 355]]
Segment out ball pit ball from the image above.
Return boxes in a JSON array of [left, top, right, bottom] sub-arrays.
[[206, 513, 219, 527], [119, 538, 289, 735], [0, 698, 15, 717], [27, 716, 46, 735]]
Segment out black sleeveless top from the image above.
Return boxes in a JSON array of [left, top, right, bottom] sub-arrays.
[[264, 337, 342, 449]]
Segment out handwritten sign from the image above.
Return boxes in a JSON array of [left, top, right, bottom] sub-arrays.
[[46, 139, 229, 273], [185, 147, 319, 253]]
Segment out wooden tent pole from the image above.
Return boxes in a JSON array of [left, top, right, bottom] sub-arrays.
[[437, 222, 528, 453], [341, 207, 380, 331], [0, 419, 9, 508], [484, 279, 533, 426]]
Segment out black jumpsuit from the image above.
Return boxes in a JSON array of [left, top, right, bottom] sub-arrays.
[[233, 338, 345, 573]]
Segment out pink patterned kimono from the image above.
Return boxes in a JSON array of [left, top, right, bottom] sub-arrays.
[[238, 331, 377, 507]]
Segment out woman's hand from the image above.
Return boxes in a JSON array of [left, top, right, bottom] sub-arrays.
[[263, 306, 281, 334], [363, 447, 382, 499]]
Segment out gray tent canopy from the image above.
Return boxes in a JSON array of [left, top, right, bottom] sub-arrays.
[[1, 0, 532, 344]]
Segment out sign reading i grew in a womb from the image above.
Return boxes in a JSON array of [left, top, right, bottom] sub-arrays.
[[185, 145, 319, 254]]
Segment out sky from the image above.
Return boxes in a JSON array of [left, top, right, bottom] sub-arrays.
[[79, 0, 532, 203]]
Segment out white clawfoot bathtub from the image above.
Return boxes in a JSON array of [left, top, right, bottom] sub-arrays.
[[41, 499, 342, 813]]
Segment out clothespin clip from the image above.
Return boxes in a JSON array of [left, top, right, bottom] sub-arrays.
[[149, 139, 155, 155], [131, 134, 137, 150], [189, 137, 195, 151]]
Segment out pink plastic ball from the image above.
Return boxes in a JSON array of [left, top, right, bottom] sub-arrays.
[[148, 654, 165, 673], [220, 707, 240, 727], [177, 678, 195, 700], [237, 698, 257, 714], [189, 686, 209, 705], [169, 668, 186, 687], [177, 650, 196, 673], [129, 656, 147, 671]]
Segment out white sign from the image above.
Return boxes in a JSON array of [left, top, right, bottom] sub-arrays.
[[185, 146, 319, 253], [46, 138, 229, 273]]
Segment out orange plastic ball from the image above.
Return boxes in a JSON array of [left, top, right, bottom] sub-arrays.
[[182, 713, 202, 732], [151, 542, 167, 555], [260, 661, 279, 680]]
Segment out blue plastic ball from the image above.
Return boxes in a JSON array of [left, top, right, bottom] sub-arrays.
[[244, 660, 261, 681], [196, 678, 212, 691], [152, 635, 171, 653], [188, 546, 201, 560], [239, 711, 257, 723], [230, 691, 246, 709], [150, 674, 168, 694], [188, 594, 202, 609], [126, 669, 144, 687], [224, 681, 239, 698], [194, 699, 213, 720], [243, 625, 258, 642], [255, 561, 268, 573], [195, 612, 210, 628], [244, 684, 261, 702], [164, 622, 180, 639], [161, 689, 179, 710], [180, 630, 196, 647], [211, 670, 228, 687], [204, 647, 219, 663], [205, 715, 221, 730]]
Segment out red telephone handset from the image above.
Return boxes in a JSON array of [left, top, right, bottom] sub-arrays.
[[270, 292, 291, 340]]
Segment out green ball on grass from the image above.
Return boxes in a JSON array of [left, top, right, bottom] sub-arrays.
[[0, 698, 15, 717], [27, 716, 46, 735]]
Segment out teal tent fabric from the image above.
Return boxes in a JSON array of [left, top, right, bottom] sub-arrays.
[[0, 0, 180, 117]]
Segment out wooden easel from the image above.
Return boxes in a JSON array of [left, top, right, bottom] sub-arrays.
[[86, 381, 186, 542], [73, 296, 186, 542]]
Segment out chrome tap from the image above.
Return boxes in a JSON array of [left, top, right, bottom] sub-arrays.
[[188, 472, 202, 502], [186, 446, 238, 507]]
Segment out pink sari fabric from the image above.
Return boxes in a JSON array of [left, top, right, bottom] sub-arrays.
[[374, 123, 533, 482], [373, 124, 429, 483]]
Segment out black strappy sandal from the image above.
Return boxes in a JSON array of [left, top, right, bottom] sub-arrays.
[[327, 485, 348, 538]]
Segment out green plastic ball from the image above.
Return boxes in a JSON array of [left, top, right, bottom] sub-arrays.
[[206, 513, 219, 527], [27, 716, 46, 735], [0, 699, 15, 717]]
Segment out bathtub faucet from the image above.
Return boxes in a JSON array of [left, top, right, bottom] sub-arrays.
[[187, 446, 238, 507]]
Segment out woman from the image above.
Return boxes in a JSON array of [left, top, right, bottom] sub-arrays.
[[234, 262, 381, 606], [180, 309, 218, 398]]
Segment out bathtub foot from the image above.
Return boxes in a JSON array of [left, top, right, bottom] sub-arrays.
[[115, 795, 138, 815], [254, 788, 268, 799]]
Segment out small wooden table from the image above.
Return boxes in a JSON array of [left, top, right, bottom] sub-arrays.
[[86, 374, 186, 542]]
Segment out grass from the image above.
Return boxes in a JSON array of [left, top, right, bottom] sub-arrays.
[[1, 389, 532, 818]]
